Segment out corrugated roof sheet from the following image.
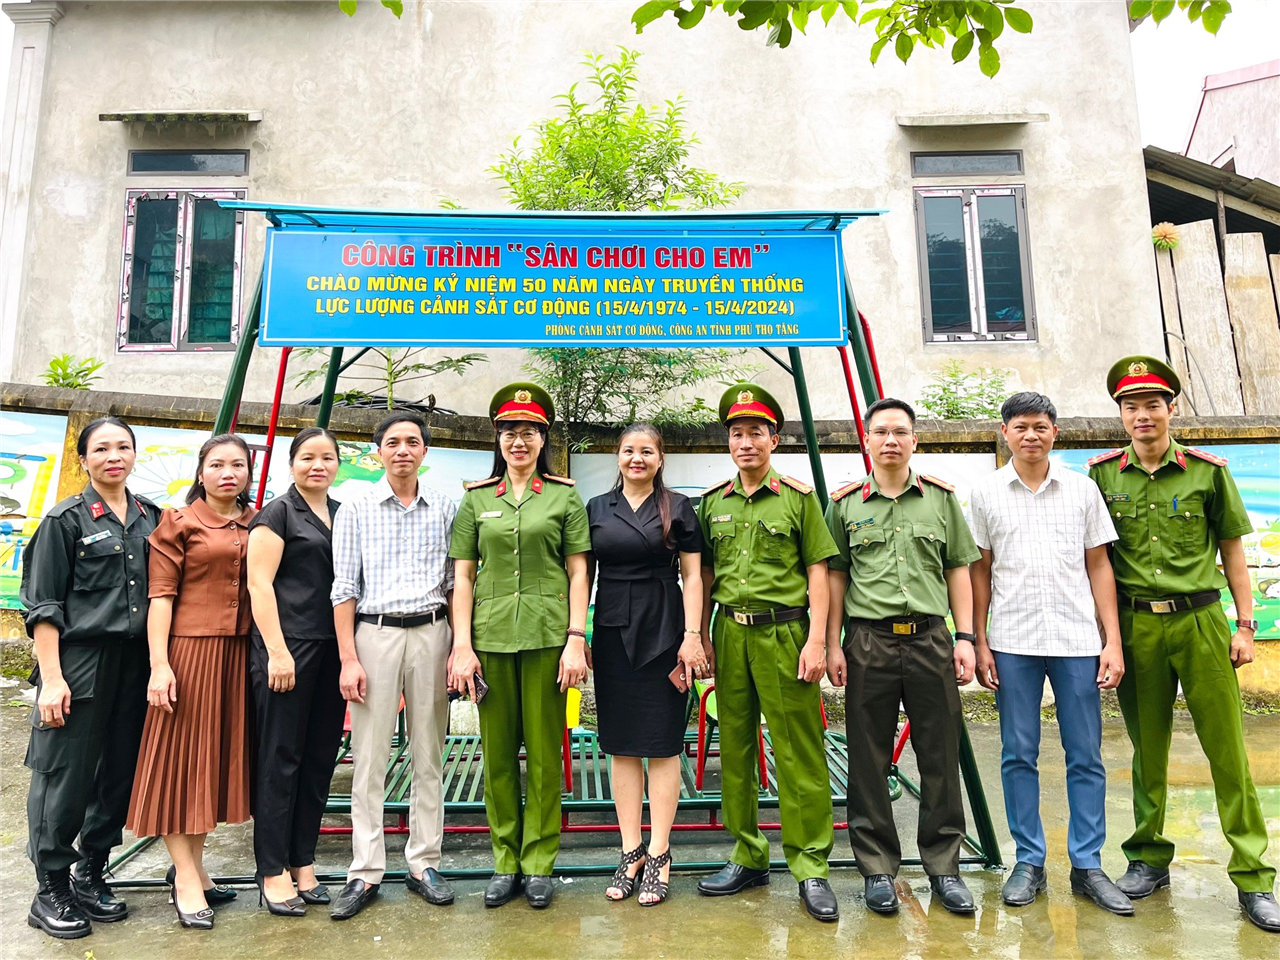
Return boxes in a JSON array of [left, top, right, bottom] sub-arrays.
[[1144, 146, 1280, 213]]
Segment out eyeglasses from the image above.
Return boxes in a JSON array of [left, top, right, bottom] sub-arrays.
[[869, 428, 913, 440], [499, 430, 542, 444]]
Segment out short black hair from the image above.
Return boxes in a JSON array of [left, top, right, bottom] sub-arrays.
[[863, 398, 916, 431], [288, 426, 339, 463], [725, 419, 778, 437], [77, 417, 135, 457], [1001, 391, 1057, 425], [373, 413, 429, 446]]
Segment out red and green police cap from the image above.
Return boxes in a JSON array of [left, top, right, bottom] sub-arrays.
[[1107, 356, 1180, 401], [490, 382, 555, 427], [718, 382, 784, 431]]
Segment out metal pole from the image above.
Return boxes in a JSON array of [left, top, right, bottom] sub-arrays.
[[255, 347, 292, 510], [843, 276, 880, 403], [959, 720, 1004, 868], [213, 270, 263, 435], [787, 347, 828, 507], [315, 346, 345, 428]]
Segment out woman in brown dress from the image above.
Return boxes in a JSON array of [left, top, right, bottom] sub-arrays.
[[126, 434, 255, 930]]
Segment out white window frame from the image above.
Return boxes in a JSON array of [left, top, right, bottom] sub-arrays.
[[913, 185, 1037, 343], [115, 188, 247, 353]]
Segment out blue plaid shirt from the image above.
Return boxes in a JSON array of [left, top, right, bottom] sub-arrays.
[[331, 475, 456, 614]]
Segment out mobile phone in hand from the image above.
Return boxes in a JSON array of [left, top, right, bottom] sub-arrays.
[[668, 664, 689, 693]]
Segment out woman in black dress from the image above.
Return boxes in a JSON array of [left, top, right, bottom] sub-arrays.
[[587, 423, 707, 906]]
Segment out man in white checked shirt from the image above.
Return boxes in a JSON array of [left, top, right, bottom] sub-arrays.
[[969, 393, 1132, 915], [328, 413, 457, 920]]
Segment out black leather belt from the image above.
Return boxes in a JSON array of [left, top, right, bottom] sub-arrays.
[[357, 608, 446, 629], [720, 605, 807, 627], [851, 615, 946, 636], [1120, 590, 1220, 615]]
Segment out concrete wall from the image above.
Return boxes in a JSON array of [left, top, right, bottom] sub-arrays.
[[4, 0, 1162, 419], [1185, 75, 1280, 182]]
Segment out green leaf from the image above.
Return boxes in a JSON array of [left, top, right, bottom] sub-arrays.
[[338, 0, 357, 14], [1186, 0, 1203, 21], [1128, 0, 1153, 16], [380, 0, 403, 16], [979, 42, 1000, 77], [737, 0, 774, 30], [895, 31, 914, 61], [767, 17, 794, 46], [981, 5, 1004, 38], [674, 0, 707, 28], [791, 3, 809, 32], [869, 33, 891, 63], [1004, 6, 1032, 32], [860, 6, 887, 24], [1200, 1, 1228, 32], [951, 31, 974, 61], [821, 1, 840, 23], [840, 0, 859, 19], [1150, 0, 1174, 21], [632, 0, 678, 30]]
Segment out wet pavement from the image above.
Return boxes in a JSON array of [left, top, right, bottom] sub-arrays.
[[1, 701, 1277, 959]]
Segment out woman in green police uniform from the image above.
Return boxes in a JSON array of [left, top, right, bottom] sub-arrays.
[[448, 383, 592, 910]]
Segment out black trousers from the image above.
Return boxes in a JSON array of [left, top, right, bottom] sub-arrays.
[[843, 619, 966, 877], [249, 635, 346, 875], [25, 643, 149, 878]]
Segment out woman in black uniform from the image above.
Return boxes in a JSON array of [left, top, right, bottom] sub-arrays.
[[586, 423, 707, 906], [20, 417, 161, 940]]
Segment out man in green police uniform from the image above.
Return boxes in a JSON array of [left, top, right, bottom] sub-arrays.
[[823, 398, 981, 916], [695, 382, 841, 922], [1088, 356, 1278, 933]]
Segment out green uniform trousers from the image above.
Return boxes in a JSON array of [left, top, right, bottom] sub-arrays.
[[1117, 604, 1275, 892], [713, 614, 833, 881], [476, 646, 567, 876]]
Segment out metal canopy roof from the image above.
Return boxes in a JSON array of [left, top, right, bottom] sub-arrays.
[[218, 201, 885, 233], [1144, 145, 1280, 213]]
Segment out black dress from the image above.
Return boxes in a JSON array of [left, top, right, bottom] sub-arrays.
[[587, 489, 703, 758]]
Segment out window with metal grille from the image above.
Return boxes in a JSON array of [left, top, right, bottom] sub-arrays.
[[128, 150, 249, 175], [116, 189, 247, 352], [914, 186, 1036, 342]]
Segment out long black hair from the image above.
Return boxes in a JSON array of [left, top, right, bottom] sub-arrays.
[[613, 423, 676, 550], [77, 417, 136, 457], [288, 426, 340, 463], [186, 433, 253, 509], [488, 420, 554, 480]]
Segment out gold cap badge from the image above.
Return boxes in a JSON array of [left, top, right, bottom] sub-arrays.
[[737, 390, 753, 404], [514, 389, 532, 403], [1128, 361, 1148, 377]]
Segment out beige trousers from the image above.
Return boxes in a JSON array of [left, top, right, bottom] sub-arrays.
[[347, 617, 451, 883]]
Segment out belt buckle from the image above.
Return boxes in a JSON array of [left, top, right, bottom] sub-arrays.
[[733, 610, 749, 625], [1149, 600, 1175, 615], [892, 622, 914, 635]]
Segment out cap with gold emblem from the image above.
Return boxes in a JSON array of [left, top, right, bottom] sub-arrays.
[[718, 382, 784, 431], [1106, 355, 1181, 401], [489, 381, 556, 426]]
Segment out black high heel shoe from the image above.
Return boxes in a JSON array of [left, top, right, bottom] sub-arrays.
[[255, 874, 306, 917], [165, 865, 237, 905], [296, 884, 330, 905], [169, 883, 214, 930]]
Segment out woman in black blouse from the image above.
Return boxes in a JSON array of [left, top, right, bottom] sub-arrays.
[[587, 424, 707, 907], [246, 427, 343, 915]]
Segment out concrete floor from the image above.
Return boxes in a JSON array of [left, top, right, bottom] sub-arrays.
[[1, 701, 1277, 960]]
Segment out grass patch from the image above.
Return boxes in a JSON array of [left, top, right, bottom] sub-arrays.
[[0, 639, 35, 681]]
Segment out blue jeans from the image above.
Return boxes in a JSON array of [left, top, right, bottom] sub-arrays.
[[993, 651, 1107, 870]]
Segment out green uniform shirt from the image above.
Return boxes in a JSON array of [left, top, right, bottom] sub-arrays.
[[824, 469, 980, 620], [1087, 439, 1252, 599], [449, 472, 592, 653], [698, 466, 839, 610]]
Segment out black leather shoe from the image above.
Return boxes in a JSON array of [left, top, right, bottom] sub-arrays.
[[297, 884, 330, 905], [166, 864, 237, 905], [406, 868, 455, 906], [1070, 868, 1134, 916], [256, 873, 306, 917], [863, 874, 899, 914], [1240, 891, 1280, 933], [1002, 862, 1047, 906], [329, 879, 379, 920], [1115, 860, 1170, 899], [929, 875, 976, 915], [484, 873, 523, 908], [525, 875, 556, 909], [172, 896, 214, 930], [28, 870, 92, 940], [72, 851, 128, 922], [798, 878, 839, 922], [697, 862, 770, 896]]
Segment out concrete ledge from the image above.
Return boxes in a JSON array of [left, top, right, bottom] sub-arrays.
[[896, 112, 1050, 127]]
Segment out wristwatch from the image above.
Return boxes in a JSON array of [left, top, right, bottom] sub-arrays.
[[1235, 618, 1259, 632], [953, 631, 977, 643]]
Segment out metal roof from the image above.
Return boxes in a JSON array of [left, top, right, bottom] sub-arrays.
[[217, 201, 885, 233], [1144, 146, 1280, 214]]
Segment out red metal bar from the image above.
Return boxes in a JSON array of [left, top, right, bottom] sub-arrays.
[[858, 310, 885, 397], [838, 344, 872, 474], [892, 719, 911, 765], [254, 347, 292, 509]]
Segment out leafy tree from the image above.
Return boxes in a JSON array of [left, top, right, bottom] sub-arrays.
[[917, 359, 1009, 420], [41, 354, 104, 390], [492, 49, 753, 449], [290, 348, 485, 411], [630, 1, 1233, 77]]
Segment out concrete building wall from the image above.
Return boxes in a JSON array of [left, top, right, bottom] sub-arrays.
[[4, 0, 1161, 420], [1185, 73, 1280, 182]]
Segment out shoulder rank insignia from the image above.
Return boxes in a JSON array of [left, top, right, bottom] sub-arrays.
[[464, 476, 501, 491], [89, 501, 106, 519], [543, 474, 576, 486], [1087, 448, 1125, 467], [920, 474, 955, 493], [1185, 447, 1228, 467], [830, 480, 865, 502], [768, 476, 781, 494], [701, 478, 733, 497], [779, 475, 812, 495]]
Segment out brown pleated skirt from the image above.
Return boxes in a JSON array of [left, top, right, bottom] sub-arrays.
[[126, 634, 252, 837]]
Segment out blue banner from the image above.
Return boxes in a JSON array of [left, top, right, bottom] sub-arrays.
[[258, 228, 848, 347]]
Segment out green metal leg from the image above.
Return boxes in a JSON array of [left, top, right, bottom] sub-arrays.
[[787, 346, 829, 507], [958, 719, 1004, 868], [213, 270, 263, 434], [315, 346, 344, 428]]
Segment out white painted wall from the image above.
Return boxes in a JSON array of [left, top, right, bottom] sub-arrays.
[[4, 0, 1162, 419], [1185, 75, 1280, 181]]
